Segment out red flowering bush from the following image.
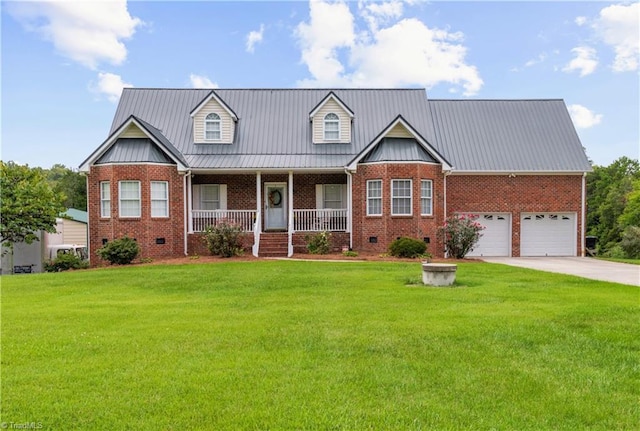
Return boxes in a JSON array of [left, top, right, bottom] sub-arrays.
[[438, 214, 485, 259]]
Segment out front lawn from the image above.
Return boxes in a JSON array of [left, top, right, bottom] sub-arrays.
[[2, 261, 637, 430]]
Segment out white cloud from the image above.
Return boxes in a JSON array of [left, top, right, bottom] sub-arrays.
[[90, 72, 133, 103], [575, 16, 587, 26], [295, 0, 355, 86], [593, 3, 639, 72], [567, 104, 602, 129], [246, 24, 265, 53], [295, 0, 482, 95], [7, 0, 143, 70], [562, 46, 598, 77], [189, 74, 218, 89]]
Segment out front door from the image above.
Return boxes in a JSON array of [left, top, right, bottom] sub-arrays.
[[265, 183, 287, 230]]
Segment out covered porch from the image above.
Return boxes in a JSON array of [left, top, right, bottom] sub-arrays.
[[187, 171, 352, 257]]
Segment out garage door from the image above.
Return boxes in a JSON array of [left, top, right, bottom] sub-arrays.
[[467, 213, 511, 257], [521, 213, 576, 256]]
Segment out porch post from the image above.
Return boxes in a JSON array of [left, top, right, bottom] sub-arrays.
[[187, 173, 193, 233], [253, 172, 261, 257], [347, 171, 353, 249], [288, 171, 294, 257]]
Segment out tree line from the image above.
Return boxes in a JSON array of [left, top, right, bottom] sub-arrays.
[[1, 158, 639, 257]]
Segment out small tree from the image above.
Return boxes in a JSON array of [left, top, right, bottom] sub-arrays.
[[438, 214, 485, 259], [0, 161, 66, 252], [97, 236, 140, 265], [203, 221, 245, 257]]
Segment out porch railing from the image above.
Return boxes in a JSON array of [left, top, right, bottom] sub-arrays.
[[293, 209, 348, 232], [192, 210, 257, 232]]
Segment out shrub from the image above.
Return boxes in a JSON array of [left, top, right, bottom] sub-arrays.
[[96, 236, 140, 265], [305, 231, 332, 254], [620, 225, 640, 258], [388, 237, 427, 258], [203, 221, 245, 257], [44, 253, 89, 272], [438, 214, 485, 259]]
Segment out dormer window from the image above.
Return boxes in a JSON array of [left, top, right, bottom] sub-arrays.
[[323, 113, 340, 140], [205, 113, 221, 140]]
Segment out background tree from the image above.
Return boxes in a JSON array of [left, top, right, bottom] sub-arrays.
[[586, 156, 640, 254], [0, 161, 66, 247], [45, 164, 87, 210]]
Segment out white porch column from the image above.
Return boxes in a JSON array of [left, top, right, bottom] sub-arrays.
[[187, 173, 193, 233], [288, 171, 294, 257], [347, 171, 353, 249], [253, 172, 262, 257]]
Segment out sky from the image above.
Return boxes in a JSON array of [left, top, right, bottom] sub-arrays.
[[1, 0, 639, 169]]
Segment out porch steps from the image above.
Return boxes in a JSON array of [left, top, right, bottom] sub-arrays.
[[259, 232, 289, 257]]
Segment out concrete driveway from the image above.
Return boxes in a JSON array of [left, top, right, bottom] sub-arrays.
[[481, 257, 639, 286]]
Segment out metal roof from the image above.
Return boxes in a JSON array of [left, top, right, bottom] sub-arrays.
[[362, 138, 437, 163], [102, 89, 591, 173], [429, 99, 592, 172], [96, 138, 174, 164]]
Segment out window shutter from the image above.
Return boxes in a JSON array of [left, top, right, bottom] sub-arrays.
[[316, 184, 323, 209], [220, 184, 228, 210], [192, 185, 201, 210]]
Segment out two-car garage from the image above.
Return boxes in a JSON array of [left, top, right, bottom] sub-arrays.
[[465, 212, 577, 257]]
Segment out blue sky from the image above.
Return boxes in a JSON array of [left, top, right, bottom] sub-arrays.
[[2, 0, 638, 169]]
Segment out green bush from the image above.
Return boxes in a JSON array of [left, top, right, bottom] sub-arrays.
[[620, 225, 640, 259], [44, 253, 89, 272], [388, 237, 427, 258], [96, 236, 140, 265], [305, 231, 332, 254], [203, 221, 245, 257]]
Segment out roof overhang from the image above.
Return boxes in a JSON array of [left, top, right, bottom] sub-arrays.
[[78, 116, 189, 172], [346, 115, 452, 171], [448, 170, 591, 175]]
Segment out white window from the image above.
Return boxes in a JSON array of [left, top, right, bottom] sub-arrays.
[[323, 113, 339, 140], [323, 184, 344, 209], [205, 113, 221, 140], [151, 181, 169, 218], [100, 181, 110, 218], [119, 181, 141, 218], [391, 179, 412, 216], [420, 180, 433, 216], [367, 180, 382, 216], [201, 185, 221, 210]]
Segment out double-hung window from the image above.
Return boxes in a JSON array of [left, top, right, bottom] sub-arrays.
[[119, 181, 141, 218], [323, 184, 344, 209], [323, 113, 339, 140], [366, 180, 382, 216], [205, 113, 221, 140], [420, 180, 433, 216], [391, 179, 412, 216], [151, 181, 169, 218], [100, 181, 110, 218], [201, 185, 221, 210]]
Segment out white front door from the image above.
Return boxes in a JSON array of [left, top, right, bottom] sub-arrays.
[[265, 183, 287, 230]]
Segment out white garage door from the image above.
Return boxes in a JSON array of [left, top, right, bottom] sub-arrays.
[[521, 213, 576, 257], [467, 213, 511, 257]]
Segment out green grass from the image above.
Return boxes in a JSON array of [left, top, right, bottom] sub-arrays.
[[599, 257, 640, 265], [2, 261, 638, 430]]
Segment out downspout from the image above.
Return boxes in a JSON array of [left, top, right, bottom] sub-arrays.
[[581, 172, 586, 257], [253, 172, 261, 257], [183, 170, 191, 256]]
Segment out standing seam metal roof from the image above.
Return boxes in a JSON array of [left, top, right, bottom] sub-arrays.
[[105, 89, 591, 172]]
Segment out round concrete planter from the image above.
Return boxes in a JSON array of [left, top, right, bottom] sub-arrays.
[[422, 263, 457, 286]]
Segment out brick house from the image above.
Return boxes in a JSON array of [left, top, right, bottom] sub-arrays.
[[79, 88, 591, 262]]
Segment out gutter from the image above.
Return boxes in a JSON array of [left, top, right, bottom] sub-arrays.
[[183, 170, 191, 256], [581, 172, 587, 257]]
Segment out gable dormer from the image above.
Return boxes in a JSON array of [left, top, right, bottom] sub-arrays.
[[190, 91, 238, 144], [309, 92, 354, 144]]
